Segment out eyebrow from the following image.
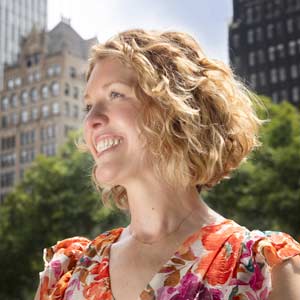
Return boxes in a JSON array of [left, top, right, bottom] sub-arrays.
[[84, 80, 133, 100]]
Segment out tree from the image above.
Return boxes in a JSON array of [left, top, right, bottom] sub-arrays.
[[0, 130, 128, 300], [204, 97, 300, 238]]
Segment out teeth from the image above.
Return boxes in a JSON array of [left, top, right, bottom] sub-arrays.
[[96, 138, 122, 153]]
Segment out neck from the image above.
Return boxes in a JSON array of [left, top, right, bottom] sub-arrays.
[[123, 177, 215, 243]]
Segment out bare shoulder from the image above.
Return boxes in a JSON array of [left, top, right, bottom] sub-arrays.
[[268, 254, 300, 300]]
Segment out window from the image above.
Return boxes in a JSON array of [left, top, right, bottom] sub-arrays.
[[1, 97, 9, 111], [34, 71, 41, 81], [256, 27, 263, 42], [21, 111, 29, 123], [64, 102, 70, 116], [47, 66, 54, 77], [31, 88, 38, 102], [272, 92, 279, 103], [287, 18, 294, 33], [10, 94, 18, 108], [268, 47, 275, 61], [232, 34, 240, 48], [12, 113, 19, 125], [52, 102, 60, 115], [290, 65, 298, 79], [258, 50, 265, 64], [15, 77, 21, 87], [1, 115, 9, 128], [20, 148, 35, 164], [1, 136, 16, 150], [73, 86, 79, 99], [41, 105, 49, 118], [28, 74, 34, 84], [41, 143, 56, 156], [259, 72, 266, 86], [279, 67, 286, 81], [21, 91, 28, 106], [69, 67, 77, 78], [267, 24, 274, 39], [250, 74, 257, 88], [7, 79, 14, 90], [277, 44, 285, 58], [0, 172, 15, 188], [276, 22, 283, 36], [292, 87, 299, 103], [65, 83, 70, 96], [280, 90, 288, 101], [20, 130, 35, 145], [246, 7, 253, 24], [31, 107, 39, 120], [0, 153, 16, 168], [247, 29, 254, 44], [289, 41, 296, 56], [41, 85, 48, 99], [51, 82, 60, 97], [270, 68, 278, 83], [73, 105, 79, 118], [54, 64, 61, 75], [248, 52, 255, 66]]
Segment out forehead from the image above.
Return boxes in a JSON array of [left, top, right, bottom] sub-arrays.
[[87, 57, 137, 89]]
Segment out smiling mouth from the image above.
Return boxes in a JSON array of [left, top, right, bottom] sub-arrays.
[[96, 142, 122, 158]]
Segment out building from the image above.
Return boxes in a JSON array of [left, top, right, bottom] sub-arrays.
[[0, 20, 97, 203], [229, 0, 300, 107], [0, 0, 48, 90]]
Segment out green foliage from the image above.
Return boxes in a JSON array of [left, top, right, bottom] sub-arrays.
[[204, 97, 300, 238], [0, 130, 129, 300]]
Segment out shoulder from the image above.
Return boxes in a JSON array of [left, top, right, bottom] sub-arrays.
[[35, 228, 123, 300], [234, 227, 300, 300]]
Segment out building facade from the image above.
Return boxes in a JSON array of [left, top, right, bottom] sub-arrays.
[[229, 0, 300, 107], [0, 20, 97, 203], [0, 0, 47, 90]]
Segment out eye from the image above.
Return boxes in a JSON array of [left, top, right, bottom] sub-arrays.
[[110, 91, 125, 99], [82, 104, 92, 113]]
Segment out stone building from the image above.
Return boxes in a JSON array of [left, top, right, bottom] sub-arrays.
[[0, 20, 97, 202], [229, 0, 300, 107]]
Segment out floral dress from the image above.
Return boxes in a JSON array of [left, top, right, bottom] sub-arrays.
[[34, 219, 300, 300]]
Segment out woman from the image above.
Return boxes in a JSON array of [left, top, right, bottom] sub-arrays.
[[35, 29, 300, 300]]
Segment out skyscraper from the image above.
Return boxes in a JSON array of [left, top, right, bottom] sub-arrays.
[[0, 0, 47, 89], [0, 20, 97, 203], [229, 0, 300, 107]]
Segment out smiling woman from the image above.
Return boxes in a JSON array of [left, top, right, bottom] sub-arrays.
[[34, 29, 300, 300]]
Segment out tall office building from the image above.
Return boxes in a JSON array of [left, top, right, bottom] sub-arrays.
[[229, 0, 300, 107], [0, 0, 47, 90], [0, 20, 97, 203]]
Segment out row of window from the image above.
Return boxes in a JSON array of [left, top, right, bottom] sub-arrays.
[[6, 65, 80, 90], [272, 89, 299, 104], [0, 172, 15, 188], [243, 1, 300, 25], [1, 102, 61, 128], [1, 136, 15, 150], [1, 82, 80, 111], [232, 18, 300, 48], [1, 142, 57, 169], [1, 81, 60, 110]]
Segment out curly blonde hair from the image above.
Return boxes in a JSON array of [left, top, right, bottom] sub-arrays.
[[76, 29, 267, 211]]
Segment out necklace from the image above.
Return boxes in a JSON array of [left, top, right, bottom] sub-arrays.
[[128, 209, 195, 245]]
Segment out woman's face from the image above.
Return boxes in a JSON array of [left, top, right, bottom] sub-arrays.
[[83, 57, 148, 187]]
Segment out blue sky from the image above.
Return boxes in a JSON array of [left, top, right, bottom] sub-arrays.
[[48, 0, 233, 63]]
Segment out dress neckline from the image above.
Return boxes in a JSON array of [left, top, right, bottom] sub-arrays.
[[106, 217, 233, 300]]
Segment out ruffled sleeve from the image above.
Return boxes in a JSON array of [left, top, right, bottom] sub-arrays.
[[232, 230, 300, 300], [34, 236, 90, 300]]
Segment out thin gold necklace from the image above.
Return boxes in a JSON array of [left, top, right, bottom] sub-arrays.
[[128, 210, 195, 245]]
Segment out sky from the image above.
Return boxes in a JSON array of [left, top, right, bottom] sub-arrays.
[[48, 0, 233, 63]]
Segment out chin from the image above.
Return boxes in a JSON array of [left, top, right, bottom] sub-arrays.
[[94, 168, 120, 188]]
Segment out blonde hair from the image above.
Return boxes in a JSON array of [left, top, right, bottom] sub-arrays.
[[76, 29, 267, 211]]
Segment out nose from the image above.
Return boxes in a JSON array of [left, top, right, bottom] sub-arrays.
[[84, 106, 109, 130]]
